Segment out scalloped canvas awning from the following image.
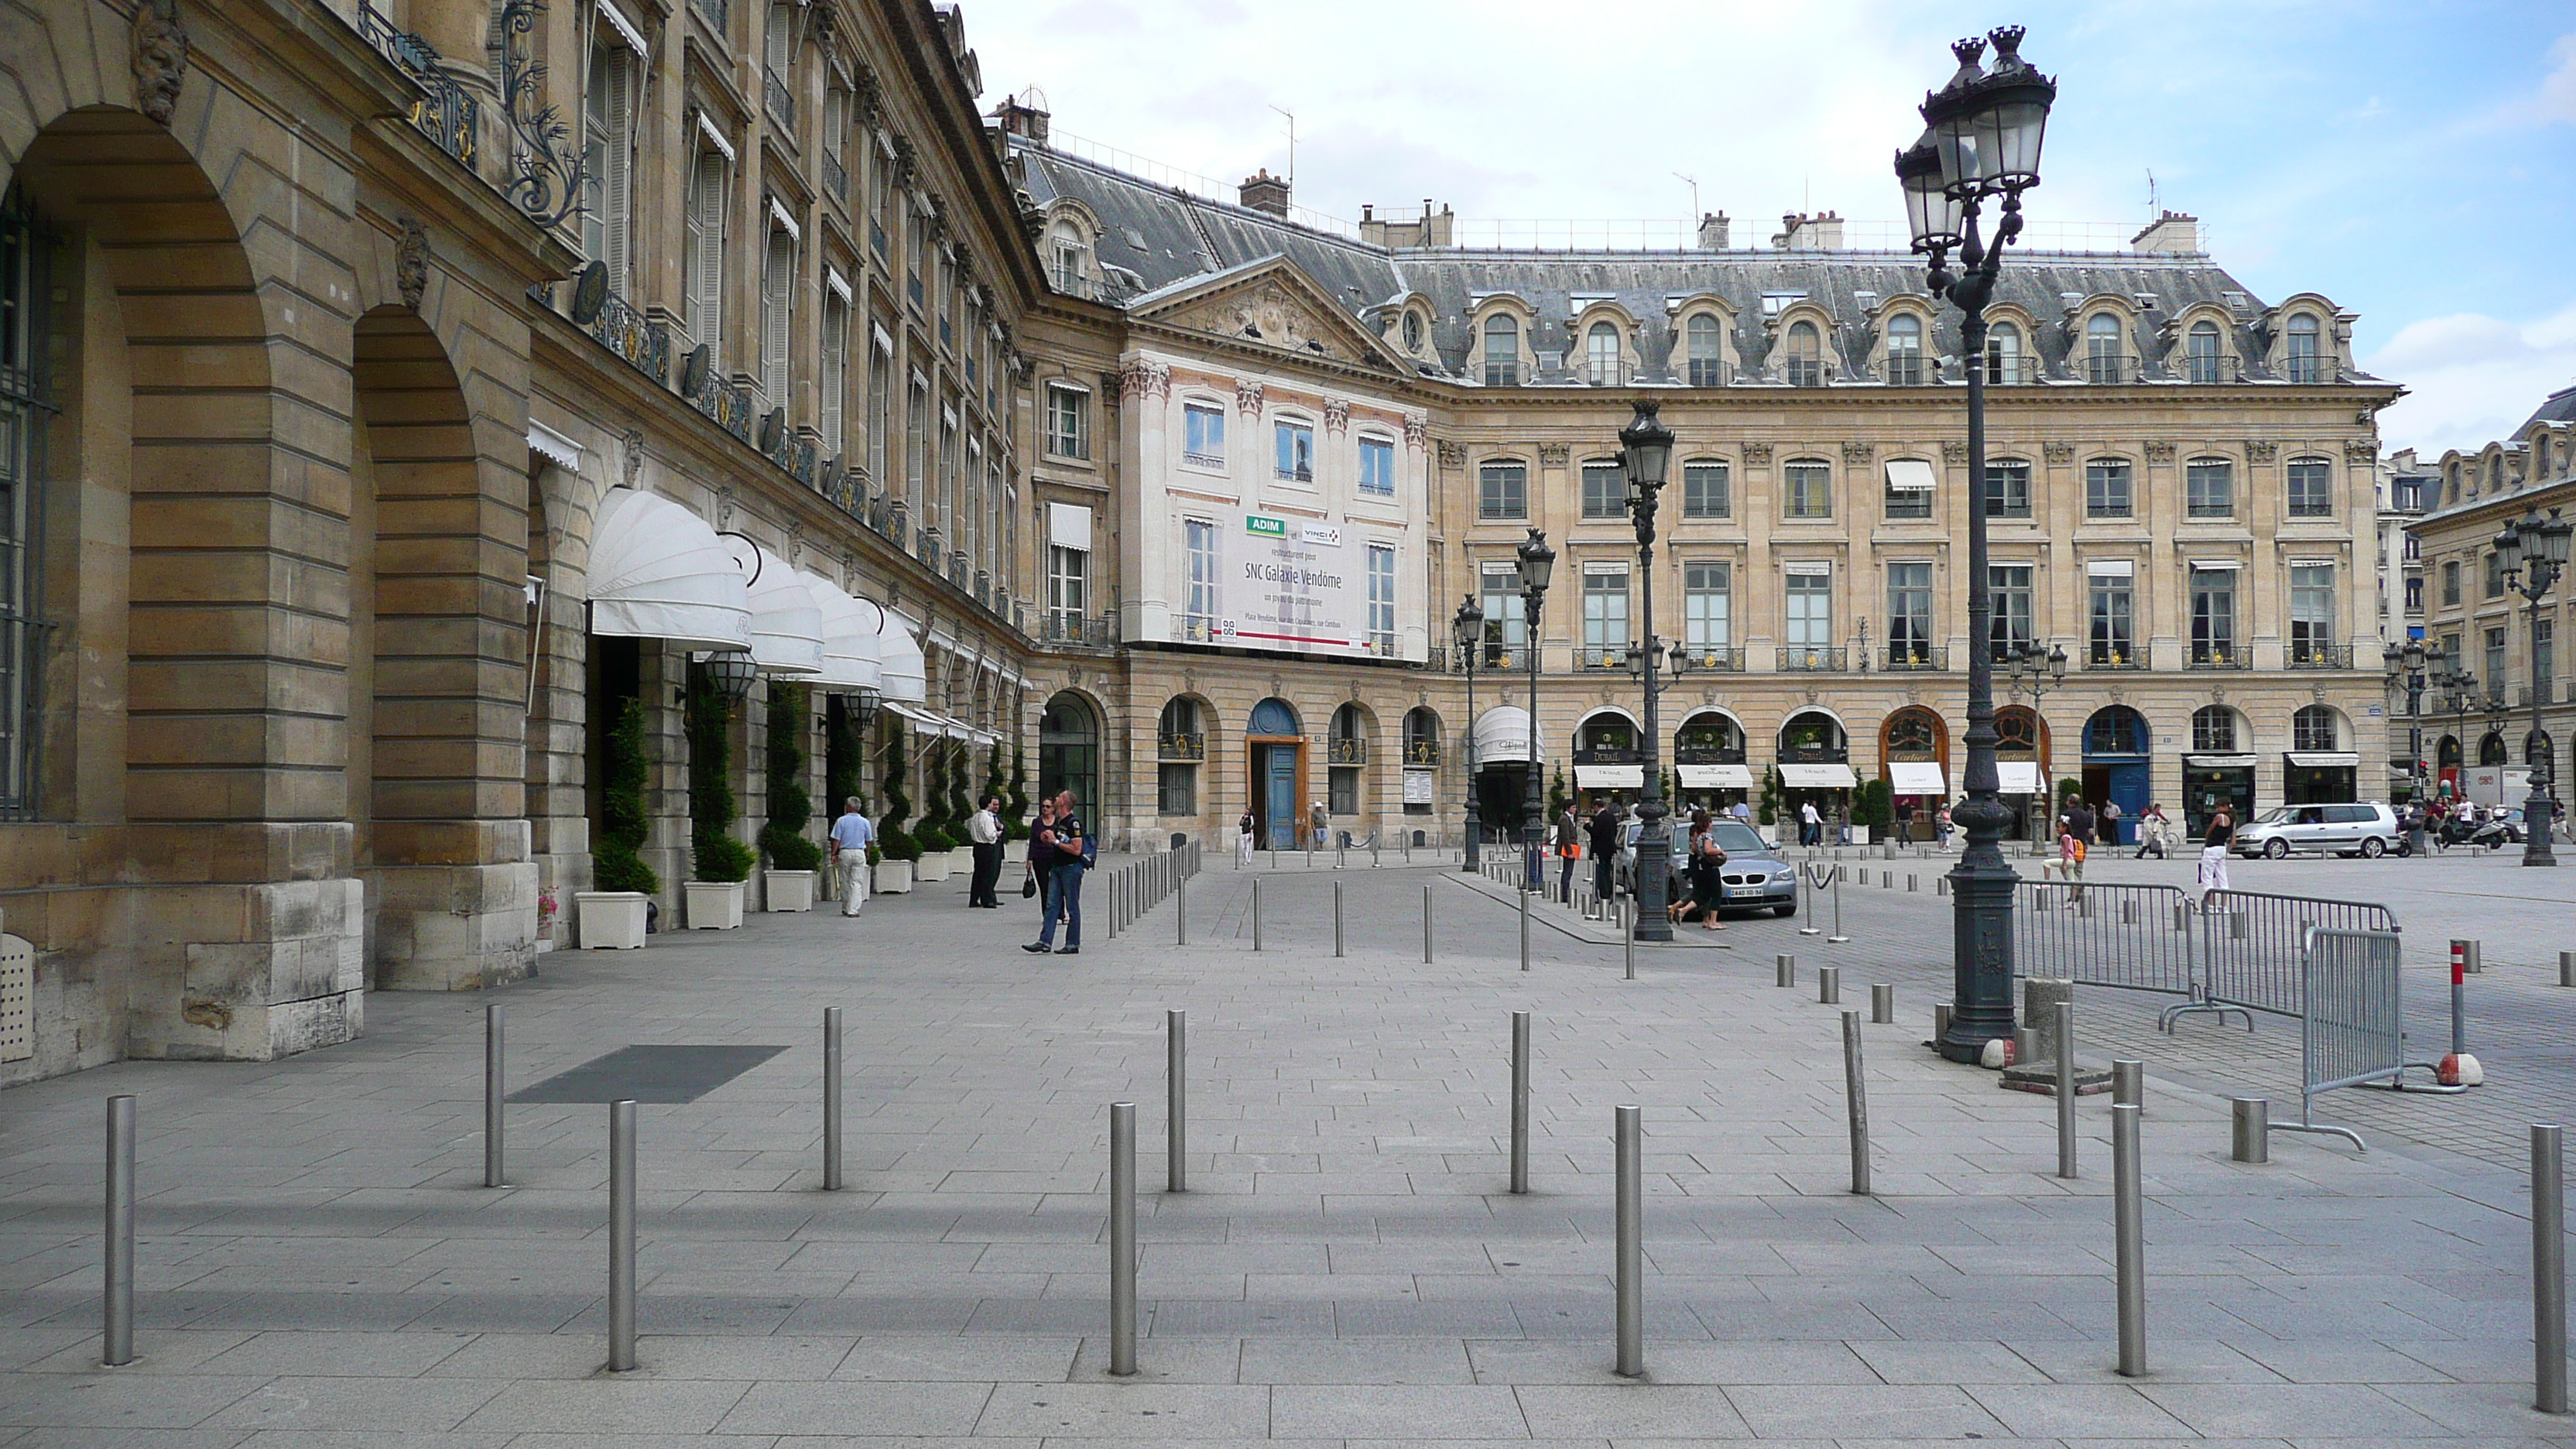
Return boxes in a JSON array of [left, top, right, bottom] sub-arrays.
[[1473, 706, 1536, 766], [584, 488, 753, 653], [796, 570, 883, 692], [877, 612, 928, 704], [724, 540, 823, 677]]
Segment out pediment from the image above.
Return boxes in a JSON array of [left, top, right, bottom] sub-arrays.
[[1129, 257, 1408, 372]]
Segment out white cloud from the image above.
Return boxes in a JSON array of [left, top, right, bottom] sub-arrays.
[[2540, 32, 2576, 123], [2366, 303, 2576, 457]]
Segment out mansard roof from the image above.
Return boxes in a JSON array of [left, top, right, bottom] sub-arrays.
[[2521, 382, 2576, 433]]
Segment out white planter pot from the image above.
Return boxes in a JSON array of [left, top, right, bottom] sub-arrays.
[[684, 879, 745, 929], [1002, 839, 1028, 864], [574, 892, 649, 949], [1758, 827, 1780, 848], [873, 860, 915, 893], [914, 851, 951, 882], [1848, 826, 1872, 846], [948, 847, 975, 875], [766, 869, 817, 913]]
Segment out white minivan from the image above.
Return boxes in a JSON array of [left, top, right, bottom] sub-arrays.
[[2231, 801, 2403, 859]]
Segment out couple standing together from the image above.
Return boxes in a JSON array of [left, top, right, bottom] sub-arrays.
[[1023, 791, 1093, 954]]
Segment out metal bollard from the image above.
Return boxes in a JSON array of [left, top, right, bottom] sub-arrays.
[[1909, 873, 1918, 892], [1623, 916, 1636, 981], [1776, 952, 1795, 988], [2564, 951, 2575, 988], [2112, 1058, 2144, 1112], [2453, 937, 2483, 975], [2056, 1000, 2078, 1180], [1614, 1104, 1644, 1378], [1334, 882, 1345, 958], [1177, 871, 1188, 946], [1509, 1010, 1532, 1194], [2537, 1123, 2567, 1414], [608, 1099, 637, 1372], [1934, 1001, 1953, 1042], [1842, 1011, 1872, 1196], [1519, 882, 1530, 973], [1423, 886, 1434, 963], [2013, 1026, 2033, 1067], [822, 1007, 844, 1190], [485, 1003, 508, 1188], [1252, 879, 1263, 951], [1872, 982, 1893, 1024], [1167, 1011, 1187, 1194], [1828, 880, 1848, 944], [1938, 875, 1949, 897], [1108, 1101, 1139, 1375], [1105, 872, 1118, 941], [1819, 965, 1841, 1005], [2113, 1101, 2146, 1376], [103, 1095, 135, 1367], [2232, 1098, 2269, 1163]]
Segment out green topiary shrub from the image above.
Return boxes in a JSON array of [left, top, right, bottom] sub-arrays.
[[915, 738, 954, 851], [1004, 748, 1030, 841], [824, 697, 863, 822], [1855, 778, 1894, 837], [759, 682, 822, 872], [947, 739, 972, 839], [876, 728, 922, 861], [593, 695, 659, 894], [686, 668, 756, 883], [1548, 765, 1569, 819], [1757, 769, 1780, 827]]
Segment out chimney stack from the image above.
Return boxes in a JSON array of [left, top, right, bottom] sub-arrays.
[[1695, 211, 1731, 250], [1239, 169, 1291, 218], [1770, 211, 1843, 252], [993, 90, 1050, 146], [2129, 211, 2201, 254]]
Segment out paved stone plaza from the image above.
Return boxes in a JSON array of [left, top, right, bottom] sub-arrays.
[[0, 851, 2570, 1446]]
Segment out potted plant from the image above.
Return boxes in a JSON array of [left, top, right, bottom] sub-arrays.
[[1001, 746, 1030, 862], [944, 740, 977, 872], [575, 696, 656, 948], [759, 680, 821, 911], [875, 729, 920, 892], [913, 738, 954, 882], [683, 666, 755, 928]]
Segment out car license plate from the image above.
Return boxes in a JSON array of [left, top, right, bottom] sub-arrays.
[[1727, 886, 1764, 899]]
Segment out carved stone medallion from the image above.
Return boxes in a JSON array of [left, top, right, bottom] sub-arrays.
[[132, 0, 190, 125]]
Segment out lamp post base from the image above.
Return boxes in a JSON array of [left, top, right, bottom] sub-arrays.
[[1939, 855, 2019, 1063]]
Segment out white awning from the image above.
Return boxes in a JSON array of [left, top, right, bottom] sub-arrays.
[[797, 570, 882, 692], [1889, 762, 1947, 795], [2184, 754, 2258, 769], [528, 420, 584, 471], [885, 704, 990, 743], [876, 613, 929, 703], [2287, 752, 2361, 768], [584, 488, 753, 652], [1049, 502, 1094, 550], [1473, 706, 1536, 765], [1677, 763, 1755, 790], [1778, 763, 1858, 789], [1997, 761, 2042, 793], [1574, 765, 1643, 789], [724, 540, 823, 677], [1884, 458, 1937, 492], [885, 701, 943, 734]]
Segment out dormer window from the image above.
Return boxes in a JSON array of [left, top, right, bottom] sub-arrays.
[[1985, 321, 2023, 384], [1784, 320, 1823, 387], [2085, 313, 2126, 384], [1482, 313, 1519, 387], [1686, 313, 1726, 386], [2187, 320, 2224, 383], [1586, 321, 1622, 385], [1402, 310, 1424, 351], [2285, 313, 2325, 382], [1885, 313, 1923, 385]]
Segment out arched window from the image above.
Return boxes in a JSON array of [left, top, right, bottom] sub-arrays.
[[1686, 312, 1725, 386], [2187, 319, 2224, 383], [1675, 711, 1744, 761], [1586, 321, 1622, 385], [1249, 697, 1300, 737], [1482, 313, 1519, 387], [1985, 320, 2022, 384], [2293, 706, 2341, 753], [2479, 732, 2508, 767], [1158, 697, 1203, 757], [1577, 711, 1638, 759], [1995, 707, 2040, 756], [1331, 703, 1365, 742], [1778, 710, 1846, 761], [1403, 707, 1441, 766], [1327, 704, 1368, 811], [1040, 692, 1101, 813], [2527, 729, 2554, 766], [1402, 310, 1423, 351], [2437, 735, 2463, 772], [2285, 312, 2324, 382], [1885, 707, 1940, 756], [2085, 312, 2124, 384], [1784, 320, 1822, 387], [2192, 705, 2237, 752], [1885, 313, 1923, 385], [2085, 705, 2149, 755]]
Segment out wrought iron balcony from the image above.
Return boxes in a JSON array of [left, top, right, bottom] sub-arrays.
[[2286, 641, 2353, 670], [2081, 351, 2139, 385], [823, 150, 848, 206], [1175, 615, 1216, 644], [2187, 642, 2250, 670], [1577, 645, 1631, 670], [687, 365, 756, 443], [2182, 351, 2240, 385], [1882, 354, 1929, 386], [1777, 646, 1846, 672], [1782, 358, 1827, 388], [1040, 611, 1116, 650], [1672, 645, 1742, 672], [691, 0, 728, 36], [1327, 738, 1368, 766], [1159, 731, 1206, 762], [763, 67, 795, 132], [2084, 644, 2144, 670], [1882, 643, 1947, 671], [1684, 359, 1734, 387], [1958, 356, 2041, 385], [588, 291, 669, 384], [354, 2, 479, 170], [2281, 354, 2339, 385], [1404, 738, 1440, 766]]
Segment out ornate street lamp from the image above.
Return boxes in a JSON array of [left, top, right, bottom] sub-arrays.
[[2382, 639, 2433, 854], [1516, 527, 1557, 892], [1896, 24, 2057, 1063], [2496, 506, 2571, 865], [1618, 401, 1678, 941], [1454, 595, 1486, 872], [2006, 640, 2068, 847]]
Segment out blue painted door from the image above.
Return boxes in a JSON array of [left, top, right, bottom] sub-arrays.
[[2105, 762, 2150, 844], [1267, 748, 1297, 850]]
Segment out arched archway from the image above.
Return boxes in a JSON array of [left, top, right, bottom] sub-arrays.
[[2285, 704, 2358, 805], [1993, 704, 2052, 840], [1326, 701, 1377, 830], [1571, 707, 1643, 810], [1673, 709, 1750, 813], [1778, 708, 1855, 841], [1245, 695, 1306, 849], [1879, 706, 1950, 838], [2479, 731, 2509, 767], [1156, 694, 1212, 824], [1040, 690, 1102, 817]]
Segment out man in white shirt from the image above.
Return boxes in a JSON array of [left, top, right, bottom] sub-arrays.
[[828, 797, 875, 917], [1800, 799, 1823, 848], [966, 794, 1004, 909]]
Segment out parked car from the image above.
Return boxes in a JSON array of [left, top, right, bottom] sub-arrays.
[[2230, 801, 2404, 859], [1612, 817, 1800, 917]]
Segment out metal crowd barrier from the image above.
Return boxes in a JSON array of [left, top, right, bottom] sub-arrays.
[[2275, 927, 2406, 1150], [2194, 889, 2399, 1022], [2014, 881, 2197, 1002]]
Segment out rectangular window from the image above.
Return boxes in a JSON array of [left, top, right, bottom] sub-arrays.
[[1785, 570, 1832, 650], [1046, 543, 1088, 634], [759, 226, 795, 404], [1045, 384, 1088, 460], [2191, 567, 2238, 664], [1274, 420, 1314, 481], [1886, 562, 1933, 666], [1480, 562, 1525, 661], [1684, 561, 1731, 651], [2187, 459, 2234, 519], [1184, 519, 1217, 630], [1358, 437, 1396, 497], [905, 377, 928, 504], [2404, 576, 2424, 612], [581, 40, 635, 289], [865, 331, 891, 491], [2089, 572, 2134, 666], [1884, 465, 1932, 521], [2486, 626, 2507, 697], [867, 135, 891, 260], [1985, 459, 2032, 519], [1989, 564, 2033, 660], [1783, 460, 1832, 519], [1681, 461, 1729, 519], [1051, 242, 1087, 293], [2286, 459, 2333, 519], [907, 210, 927, 312], [2403, 532, 2420, 561], [683, 149, 728, 356], [1581, 461, 1626, 519], [1483, 324, 1518, 387], [1, 200, 42, 817], [1478, 461, 1526, 520], [2289, 564, 2335, 663], [818, 293, 846, 451], [1367, 544, 1396, 653], [2442, 559, 2461, 606], [1582, 566, 1629, 654], [1329, 764, 1358, 815], [2085, 459, 2132, 519], [2485, 550, 2505, 599], [1182, 402, 1225, 468], [1159, 762, 1197, 816], [2537, 619, 2555, 698]]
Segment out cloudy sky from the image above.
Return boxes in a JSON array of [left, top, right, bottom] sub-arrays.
[[956, 0, 2576, 460]]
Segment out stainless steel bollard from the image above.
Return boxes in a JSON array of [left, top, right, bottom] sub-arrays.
[[1934, 1001, 1953, 1043], [1819, 965, 1841, 1005], [1177, 871, 1188, 946], [1334, 882, 1345, 957], [608, 1099, 637, 1372], [1842, 1011, 1872, 1197], [2536, 1123, 2567, 1414], [2113, 1101, 2146, 1376], [1166, 1010, 1187, 1194], [2013, 1026, 2034, 1067], [2454, 937, 2483, 975], [1872, 982, 1893, 1025], [1509, 1010, 1532, 1194], [1252, 879, 1262, 951], [1776, 952, 1795, 988], [1109, 1101, 1138, 1376], [1909, 873, 1918, 892], [1614, 1104, 1644, 1378], [2232, 1098, 2269, 1163], [1519, 881, 1530, 972], [1623, 916, 1636, 981], [1105, 872, 1118, 941], [2112, 1059, 2144, 1112], [823, 1007, 844, 1191], [2057, 1000, 2078, 1180], [1828, 881, 1848, 944], [485, 1003, 508, 1188], [1423, 886, 1434, 963], [2562, 951, 2575, 988], [104, 1095, 135, 1367]]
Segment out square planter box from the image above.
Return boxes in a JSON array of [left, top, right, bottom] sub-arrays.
[[766, 869, 817, 912], [874, 859, 914, 893], [685, 880, 746, 929], [913, 851, 951, 882], [574, 892, 649, 949], [948, 847, 975, 876], [1003, 839, 1028, 865]]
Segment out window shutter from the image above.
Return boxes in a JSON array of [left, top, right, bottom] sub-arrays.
[[690, 153, 728, 361], [820, 299, 845, 450], [762, 229, 794, 404], [602, 56, 633, 293]]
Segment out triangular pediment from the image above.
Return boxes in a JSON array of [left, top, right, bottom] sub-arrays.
[[1128, 255, 1410, 372]]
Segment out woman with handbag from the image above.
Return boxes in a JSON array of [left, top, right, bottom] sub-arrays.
[[1688, 809, 1727, 931], [1023, 797, 1054, 902]]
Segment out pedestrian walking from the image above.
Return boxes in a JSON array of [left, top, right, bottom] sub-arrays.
[[2059, 796, 2095, 908], [1235, 808, 1255, 866], [1731, 799, 1752, 829], [1588, 800, 1621, 901], [2196, 803, 2234, 905], [1026, 790, 1091, 954], [827, 797, 875, 917], [2098, 795, 2122, 848], [1309, 800, 1329, 850], [1934, 801, 1954, 851], [966, 794, 1003, 908], [1025, 796, 1057, 902], [2136, 802, 2170, 859], [1553, 805, 1580, 903], [1800, 799, 1822, 848]]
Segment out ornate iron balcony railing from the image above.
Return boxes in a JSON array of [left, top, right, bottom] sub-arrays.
[[1327, 738, 1368, 766], [1159, 732, 1206, 762], [590, 290, 668, 384], [354, 2, 478, 168]]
